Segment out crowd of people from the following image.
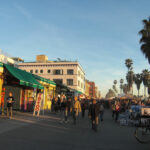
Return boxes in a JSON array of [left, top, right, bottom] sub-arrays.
[[110, 98, 150, 122], [6, 91, 150, 132], [50, 96, 105, 132]]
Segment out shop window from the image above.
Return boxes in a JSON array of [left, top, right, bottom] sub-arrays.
[[47, 70, 51, 73], [40, 70, 43, 73], [35, 70, 38, 73], [67, 69, 74, 75], [67, 79, 73, 86]]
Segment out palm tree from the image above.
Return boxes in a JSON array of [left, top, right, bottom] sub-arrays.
[[126, 70, 134, 94], [125, 59, 134, 95], [120, 79, 124, 94], [114, 80, 117, 85], [123, 84, 128, 95], [139, 17, 150, 64], [142, 69, 149, 98], [134, 73, 142, 97], [113, 80, 118, 93], [112, 85, 116, 93], [125, 59, 133, 71]]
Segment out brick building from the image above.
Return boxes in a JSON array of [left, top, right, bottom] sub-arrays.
[[88, 81, 96, 98]]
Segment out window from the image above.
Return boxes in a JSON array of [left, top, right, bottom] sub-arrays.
[[47, 70, 51, 73], [67, 69, 74, 75], [78, 80, 80, 87], [81, 83, 83, 88], [53, 69, 63, 75], [78, 71, 80, 76], [30, 70, 33, 73], [35, 70, 38, 73], [40, 70, 43, 73], [67, 79, 73, 86]]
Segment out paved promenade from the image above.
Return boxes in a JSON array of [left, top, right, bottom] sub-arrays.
[[0, 110, 149, 150]]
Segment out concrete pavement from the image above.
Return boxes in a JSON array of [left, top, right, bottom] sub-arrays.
[[0, 109, 150, 150]]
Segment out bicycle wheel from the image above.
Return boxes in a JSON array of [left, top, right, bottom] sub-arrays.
[[135, 127, 150, 143]]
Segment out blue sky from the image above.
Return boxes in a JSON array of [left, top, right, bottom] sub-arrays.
[[0, 0, 150, 97]]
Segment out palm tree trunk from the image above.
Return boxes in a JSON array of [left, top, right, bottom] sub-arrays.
[[144, 85, 146, 98], [138, 90, 139, 97], [144, 86, 146, 98]]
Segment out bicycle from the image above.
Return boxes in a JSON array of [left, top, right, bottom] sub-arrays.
[[134, 108, 150, 144]]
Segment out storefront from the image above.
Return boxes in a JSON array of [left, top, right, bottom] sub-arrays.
[[0, 63, 44, 113], [32, 74, 56, 110]]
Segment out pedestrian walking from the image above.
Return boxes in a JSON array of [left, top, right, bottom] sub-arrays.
[[99, 103, 104, 122], [89, 99, 100, 132], [72, 96, 81, 125], [64, 98, 72, 123], [115, 101, 120, 121], [111, 103, 116, 119], [51, 98, 55, 112], [6, 92, 15, 119], [81, 99, 86, 118], [57, 97, 61, 112]]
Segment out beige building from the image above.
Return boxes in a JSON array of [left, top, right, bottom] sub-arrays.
[[18, 55, 85, 94], [85, 80, 90, 97]]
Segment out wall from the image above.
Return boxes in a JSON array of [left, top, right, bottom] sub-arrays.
[[18, 61, 85, 94]]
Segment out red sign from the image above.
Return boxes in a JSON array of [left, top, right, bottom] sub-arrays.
[[33, 93, 43, 116], [1, 88, 5, 107]]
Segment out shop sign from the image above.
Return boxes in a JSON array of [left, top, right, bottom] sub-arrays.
[[33, 93, 43, 116]]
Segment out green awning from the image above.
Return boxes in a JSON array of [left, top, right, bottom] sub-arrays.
[[0, 62, 3, 67], [4, 64, 43, 89], [32, 74, 56, 86], [77, 90, 83, 95]]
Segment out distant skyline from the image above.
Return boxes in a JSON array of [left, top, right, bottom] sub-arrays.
[[0, 0, 150, 97]]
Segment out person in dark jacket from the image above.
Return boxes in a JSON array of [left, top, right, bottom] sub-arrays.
[[7, 92, 15, 119], [64, 98, 72, 123], [81, 99, 86, 118], [89, 99, 100, 132]]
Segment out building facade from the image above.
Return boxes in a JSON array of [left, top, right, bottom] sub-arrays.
[[18, 55, 85, 94], [88, 81, 96, 98], [85, 80, 90, 97]]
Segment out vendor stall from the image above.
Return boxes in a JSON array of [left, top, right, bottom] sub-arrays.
[[1, 63, 44, 113], [32, 74, 56, 110]]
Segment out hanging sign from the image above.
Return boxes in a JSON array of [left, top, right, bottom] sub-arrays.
[[33, 93, 43, 116]]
